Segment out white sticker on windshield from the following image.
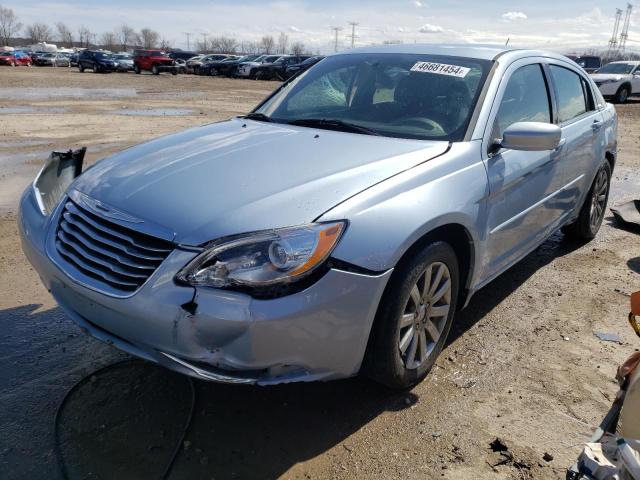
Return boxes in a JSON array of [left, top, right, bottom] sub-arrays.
[[410, 61, 470, 78]]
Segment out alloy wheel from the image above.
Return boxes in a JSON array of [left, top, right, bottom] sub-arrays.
[[589, 167, 608, 230], [399, 262, 452, 370]]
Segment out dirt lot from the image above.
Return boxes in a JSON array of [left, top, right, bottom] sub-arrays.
[[1, 67, 639, 480]]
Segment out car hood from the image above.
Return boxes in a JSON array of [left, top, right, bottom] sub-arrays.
[[72, 118, 449, 245], [590, 73, 626, 81]]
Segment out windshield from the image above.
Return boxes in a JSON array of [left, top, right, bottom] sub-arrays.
[[255, 53, 491, 141], [598, 63, 635, 74]]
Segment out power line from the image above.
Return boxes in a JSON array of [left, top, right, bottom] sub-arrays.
[[347, 21, 359, 49]]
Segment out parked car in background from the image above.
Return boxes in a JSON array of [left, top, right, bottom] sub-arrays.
[[34, 52, 71, 67], [198, 56, 240, 76], [112, 53, 134, 72], [69, 53, 79, 67], [590, 61, 640, 103], [284, 55, 325, 79], [574, 55, 601, 74], [168, 50, 199, 62], [251, 55, 310, 80], [0, 51, 32, 66], [213, 54, 262, 77], [193, 54, 232, 74], [78, 50, 117, 73], [236, 55, 282, 78], [185, 55, 206, 73], [133, 50, 178, 75], [174, 58, 188, 74], [19, 44, 616, 389]]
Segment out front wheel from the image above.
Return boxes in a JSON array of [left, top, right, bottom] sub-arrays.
[[363, 241, 459, 389], [562, 161, 611, 241], [615, 86, 630, 104]]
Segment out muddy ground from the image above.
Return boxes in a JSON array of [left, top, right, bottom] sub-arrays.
[[0, 67, 639, 480]]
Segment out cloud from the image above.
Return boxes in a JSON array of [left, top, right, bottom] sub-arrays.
[[502, 11, 527, 21], [289, 25, 301, 32], [413, 1, 423, 7], [419, 23, 443, 33]]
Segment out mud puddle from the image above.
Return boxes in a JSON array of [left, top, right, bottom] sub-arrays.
[[0, 106, 69, 114], [0, 88, 137, 100], [113, 108, 195, 116]]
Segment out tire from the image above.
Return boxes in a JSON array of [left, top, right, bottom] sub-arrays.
[[562, 161, 611, 241], [615, 85, 630, 104], [363, 241, 459, 389], [92, 64, 98, 73], [171, 69, 177, 76], [134, 65, 141, 74], [78, 64, 84, 73], [152, 65, 159, 75]]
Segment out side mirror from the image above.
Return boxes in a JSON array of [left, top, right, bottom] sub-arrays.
[[499, 122, 562, 152]]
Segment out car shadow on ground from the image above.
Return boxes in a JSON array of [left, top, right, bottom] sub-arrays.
[[2, 233, 587, 480]]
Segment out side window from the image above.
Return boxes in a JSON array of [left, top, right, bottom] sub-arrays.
[[581, 77, 596, 111], [549, 65, 587, 123], [494, 64, 551, 138]]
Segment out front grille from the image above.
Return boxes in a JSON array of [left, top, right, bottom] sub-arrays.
[[55, 199, 173, 293]]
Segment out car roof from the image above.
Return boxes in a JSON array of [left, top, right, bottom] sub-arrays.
[[609, 60, 640, 65], [335, 43, 569, 62]]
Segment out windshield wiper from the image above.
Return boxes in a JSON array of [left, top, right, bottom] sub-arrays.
[[242, 112, 273, 122], [287, 118, 381, 136]]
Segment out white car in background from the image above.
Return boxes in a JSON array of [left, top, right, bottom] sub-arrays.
[[590, 61, 640, 103], [236, 55, 282, 78]]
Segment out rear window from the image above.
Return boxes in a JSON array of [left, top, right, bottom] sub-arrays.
[[549, 65, 587, 123]]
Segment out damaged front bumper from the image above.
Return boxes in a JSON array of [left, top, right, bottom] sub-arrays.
[[18, 187, 392, 385]]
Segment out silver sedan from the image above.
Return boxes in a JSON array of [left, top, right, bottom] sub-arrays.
[[19, 44, 617, 388]]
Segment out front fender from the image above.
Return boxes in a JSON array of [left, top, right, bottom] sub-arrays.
[[320, 141, 489, 288]]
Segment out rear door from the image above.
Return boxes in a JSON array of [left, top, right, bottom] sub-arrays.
[[481, 59, 563, 278], [546, 63, 603, 221]]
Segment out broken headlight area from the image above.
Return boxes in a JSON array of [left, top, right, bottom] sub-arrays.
[[175, 221, 346, 297], [33, 147, 86, 215]]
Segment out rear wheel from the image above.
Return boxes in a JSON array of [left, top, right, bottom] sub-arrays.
[[562, 161, 611, 241], [363, 241, 459, 389], [615, 85, 630, 104]]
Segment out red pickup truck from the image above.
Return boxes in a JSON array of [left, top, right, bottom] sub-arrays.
[[133, 50, 178, 75]]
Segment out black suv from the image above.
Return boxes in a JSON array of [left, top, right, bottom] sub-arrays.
[[78, 50, 118, 73]]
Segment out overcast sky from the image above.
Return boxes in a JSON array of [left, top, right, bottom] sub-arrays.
[[7, 0, 637, 53]]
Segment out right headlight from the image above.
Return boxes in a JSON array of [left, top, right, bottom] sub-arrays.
[[175, 221, 346, 292]]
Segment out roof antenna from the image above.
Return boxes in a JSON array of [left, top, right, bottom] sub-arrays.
[[505, 37, 510, 46]]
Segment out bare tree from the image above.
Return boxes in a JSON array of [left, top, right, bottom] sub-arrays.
[[55, 22, 73, 47], [239, 40, 259, 54], [291, 41, 305, 56], [26, 22, 53, 43], [139, 28, 159, 49], [0, 5, 22, 47], [159, 37, 172, 50], [100, 32, 117, 51], [210, 36, 237, 53], [78, 25, 92, 48], [261, 35, 275, 54], [277, 32, 289, 54], [117, 24, 136, 51]]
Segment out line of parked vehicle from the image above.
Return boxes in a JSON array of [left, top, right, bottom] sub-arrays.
[[0, 47, 325, 80]]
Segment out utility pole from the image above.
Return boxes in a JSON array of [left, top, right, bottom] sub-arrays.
[[183, 32, 192, 51], [201, 33, 208, 51], [347, 21, 359, 48], [619, 3, 633, 56], [331, 27, 343, 52]]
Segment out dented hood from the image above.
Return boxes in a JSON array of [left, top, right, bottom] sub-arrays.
[[72, 119, 448, 245]]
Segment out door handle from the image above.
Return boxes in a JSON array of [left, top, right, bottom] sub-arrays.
[[592, 120, 603, 131]]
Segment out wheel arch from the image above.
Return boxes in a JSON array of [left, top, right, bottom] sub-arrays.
[[388, 222, 476, 311], [605, 150, 616, 172]]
